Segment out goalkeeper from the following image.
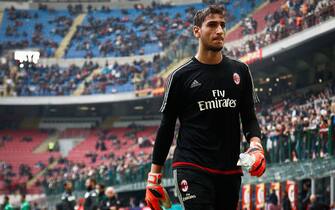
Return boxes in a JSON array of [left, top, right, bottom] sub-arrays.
[[145, 4, 266, 210]]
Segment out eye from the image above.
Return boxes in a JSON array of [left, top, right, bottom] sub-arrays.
[[220, 22, 226, 29], [207, 22, 217, 27]]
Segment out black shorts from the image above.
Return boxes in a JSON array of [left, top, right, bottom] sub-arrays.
[[173, 168, 241, 210]]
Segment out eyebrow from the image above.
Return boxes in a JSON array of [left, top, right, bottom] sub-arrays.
[[206, 20, 226, 25]]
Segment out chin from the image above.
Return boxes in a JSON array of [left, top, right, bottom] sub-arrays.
[[208, 46, 223, 52]]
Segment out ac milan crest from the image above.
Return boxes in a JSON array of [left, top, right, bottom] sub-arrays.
[[180, 180, 188, 192], [233, 73, 240, 85]]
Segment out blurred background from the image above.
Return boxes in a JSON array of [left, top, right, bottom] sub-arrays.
[[0, 0, 334, 209]]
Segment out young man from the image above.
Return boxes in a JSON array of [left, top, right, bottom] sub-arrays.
[[84, 178, 98, 210], [145, 5, 266, 210], [60, 181, 76, 210]]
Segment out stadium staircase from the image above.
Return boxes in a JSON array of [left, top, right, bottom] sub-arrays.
[[26, 159, 58, 190], [54, 13, 86, 59], [0, 130, 61, 193], [225, 0, 285, 42], [33, 131, 60, 153], [72, 67, 101, 95]]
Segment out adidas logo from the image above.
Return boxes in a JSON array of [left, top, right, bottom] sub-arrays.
[[190, 80, 201, 88]]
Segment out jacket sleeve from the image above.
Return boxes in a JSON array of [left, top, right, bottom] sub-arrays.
[[152, 72, 179, 165], [240, 64, 261, 142]]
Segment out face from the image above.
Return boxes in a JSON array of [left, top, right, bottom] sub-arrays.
[[65, 182, 72, 191], [106, 190, 115, 199], [193, 13, 226, 52]]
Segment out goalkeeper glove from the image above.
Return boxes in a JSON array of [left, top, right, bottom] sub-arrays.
[[145, 172, 172, 210], [237, 141, 266, 177]]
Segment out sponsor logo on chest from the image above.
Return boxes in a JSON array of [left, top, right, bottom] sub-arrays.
[[197, 89, 237, 111]]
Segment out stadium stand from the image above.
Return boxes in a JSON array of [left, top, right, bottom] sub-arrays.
[[0, 59, 98, 96], [225, 0, 286, 42], [82, 54, 169, 94], [65, 126, 156, 167], [226, 0, 335, 58], [0, 1, 265, 59], [0, 7, 74, 57], [39, 125, 159, 197], [0, 129, 60, 194], [66, 1, 264, 58], [66, 4, 200, 58], [259, 84, 335, 163]]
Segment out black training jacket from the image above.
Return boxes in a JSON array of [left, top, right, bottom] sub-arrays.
[[152, 56, 261, 174]]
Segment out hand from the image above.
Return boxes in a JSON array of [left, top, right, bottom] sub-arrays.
[[145, 172, 172, 210], [237, 141, 266, 177]]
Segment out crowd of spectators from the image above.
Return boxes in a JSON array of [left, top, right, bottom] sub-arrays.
[[132, 0, 335, 93], [82, 54, 170, 95], [1, 6, 74, 57], [0, 0, 333, 61], [0, 132, 50, 195], [0, 160, 34, 195], [67, 2, 199, 58], [256, 81, 335, 163], [0, 59, 98, 96], [38, 125, 157, 207], [226, 0, 335, 58], [66, 0, 263, 58], [0, 54, 168, 96], [0, 0, 261, 59]]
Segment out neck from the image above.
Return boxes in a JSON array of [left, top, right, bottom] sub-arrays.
[[195, 47, 223, 64]]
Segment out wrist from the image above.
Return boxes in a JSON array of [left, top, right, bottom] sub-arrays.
[[249, 138, 263, 149], [147, 172, 162, 185], [250, 141, 262, 148], [150, 163, 163, 173]]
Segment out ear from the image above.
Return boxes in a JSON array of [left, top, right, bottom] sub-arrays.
[[193, 26, 200, 39]]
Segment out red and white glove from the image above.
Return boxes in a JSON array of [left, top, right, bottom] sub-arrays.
[[237, 141, 266, 177], [145, 172, 172, 210]]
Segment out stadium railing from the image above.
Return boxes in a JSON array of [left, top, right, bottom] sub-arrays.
[[265, 126, 332, 164]]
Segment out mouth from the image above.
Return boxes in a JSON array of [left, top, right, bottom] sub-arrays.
[[213, 37, 224, 42], [213, 39, 224, 43]]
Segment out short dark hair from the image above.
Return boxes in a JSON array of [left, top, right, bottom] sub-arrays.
[[193, 5, 226, 27]]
